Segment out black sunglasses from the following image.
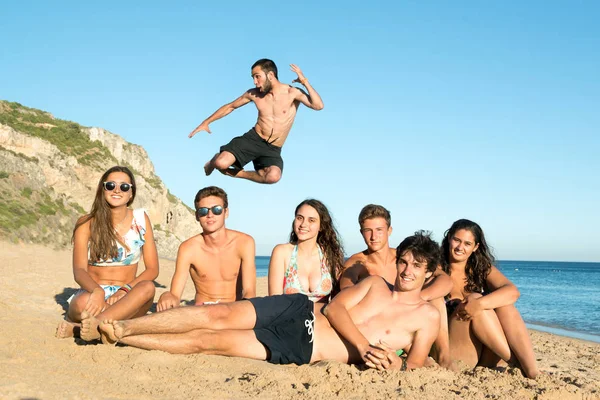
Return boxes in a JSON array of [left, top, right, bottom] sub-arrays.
[[196, 205, 224, 219], [103, 181, 133, 192]]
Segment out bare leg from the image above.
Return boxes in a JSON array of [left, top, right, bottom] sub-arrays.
[[100, 300, 257, 341], [449, 309, 511, 366], [226, 166, 281, 184], [449, 315, 481, 367], [495, 305, 539, 378], [471, 309, 511, 361], [117, 328, 268, 360], [206, 151, 236, 176], [80, 281, 155, 341]]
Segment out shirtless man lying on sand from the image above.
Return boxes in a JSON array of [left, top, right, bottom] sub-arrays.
[[156, 186, 256, 310], [95, 231, 441, 370]]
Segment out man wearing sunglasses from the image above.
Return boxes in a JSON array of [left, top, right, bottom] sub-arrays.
[[188, 59, 324, 185], [157, 186, 256, 311]]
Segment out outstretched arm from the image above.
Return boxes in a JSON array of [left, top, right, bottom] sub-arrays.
[[268, 245, 286, 296], [188, 91, 253, 138], [239, 236, 256, 299], [157, 242, 191, 312], [290, 64, 324, 110], [72, 217, 106, 316]]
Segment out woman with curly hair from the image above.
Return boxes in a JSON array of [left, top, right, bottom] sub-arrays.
[[442, 219, 538, 378], [56, 166, 159, 341], [268, 199, 344, 303]]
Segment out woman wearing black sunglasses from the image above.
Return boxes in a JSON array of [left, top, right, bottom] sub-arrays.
[[56, 166, 159, 341]]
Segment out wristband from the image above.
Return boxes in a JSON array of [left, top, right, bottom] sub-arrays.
[[118, 284, 132, 294]]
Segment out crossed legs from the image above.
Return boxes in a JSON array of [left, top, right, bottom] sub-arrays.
[[56, 281, 155, 340]]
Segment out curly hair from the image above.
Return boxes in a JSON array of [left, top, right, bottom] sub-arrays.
[[73, 166, 136, 262], [289, 199, 345, 289], [396, 230, 440, 273], [441, 219, 495, 293]]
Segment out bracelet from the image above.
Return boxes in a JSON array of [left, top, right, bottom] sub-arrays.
[[118, 283, 132, 294]]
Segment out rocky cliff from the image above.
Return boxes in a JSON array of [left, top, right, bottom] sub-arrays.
[[0, 100, 197, 259]]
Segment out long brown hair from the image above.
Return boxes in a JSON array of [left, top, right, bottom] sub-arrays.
[[72, 166, 136, 262], [289, 199, 345, 289], [441, 219, 495, 293]]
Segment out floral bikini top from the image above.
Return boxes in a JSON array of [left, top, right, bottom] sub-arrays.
[[283, 245, 333, 302], [89, 208, 147, 267]]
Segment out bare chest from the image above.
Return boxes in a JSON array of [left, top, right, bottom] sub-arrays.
[[190, 251, 242, 281], [254, 92, 298, 117], [353, 303, 419, 347]]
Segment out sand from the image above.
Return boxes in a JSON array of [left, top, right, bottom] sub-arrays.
[[0, 241, 599, 400]]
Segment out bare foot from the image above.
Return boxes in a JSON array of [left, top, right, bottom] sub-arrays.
[[99, 319, 124, 345], [80, 311, 101, 341], [56, 320, 80, 339], [424, 356, 437, 368], [436, 354, 460, 371], [204, 160, 215, 176]]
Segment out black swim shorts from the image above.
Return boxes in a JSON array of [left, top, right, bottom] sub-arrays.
[[219, 127, 284, 172], [248, 293, 315, 365]]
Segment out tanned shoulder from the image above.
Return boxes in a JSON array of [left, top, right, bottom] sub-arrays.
[[419, 301, 441, 324], [179, 234, 203, 250]]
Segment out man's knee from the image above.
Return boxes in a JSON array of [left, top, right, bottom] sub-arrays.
[[264, 168, 282, 184], [214, 156, 233, 170], [204, 303, 234, 328], [189, 330, 230, 354]]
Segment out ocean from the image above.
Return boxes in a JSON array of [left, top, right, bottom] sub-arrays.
[[255, 257, 600, 343]]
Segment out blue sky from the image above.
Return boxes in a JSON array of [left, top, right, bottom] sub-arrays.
[[2, 1, 599, 261]]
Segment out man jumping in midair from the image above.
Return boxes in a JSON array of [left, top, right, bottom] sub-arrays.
[[188, 59, 324, 184]]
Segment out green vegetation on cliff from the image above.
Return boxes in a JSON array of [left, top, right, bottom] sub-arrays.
[[0, 101, 117, 168], [0, 176, 80, 246]]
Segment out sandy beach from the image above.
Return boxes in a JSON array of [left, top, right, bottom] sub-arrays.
[[0, 241, 598, 400]]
